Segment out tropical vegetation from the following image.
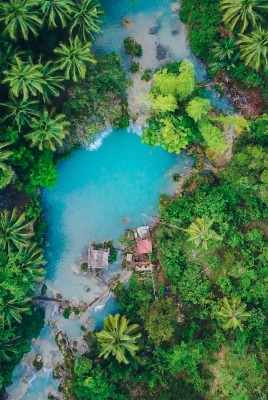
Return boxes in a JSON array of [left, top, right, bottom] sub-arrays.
[[142, 60, 247, 154], [1, 0, 268, 398], [71, 115, 268, 399], [0, 0, 116, 394], [96, 314, 141, 364], [180, 0, 268, 110]]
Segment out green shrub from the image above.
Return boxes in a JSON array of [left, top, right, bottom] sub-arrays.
[[141, 69, 152, 81], [130, 61, 140, 73], [123, 37, 143, 57], [63, 307, 71, 319]]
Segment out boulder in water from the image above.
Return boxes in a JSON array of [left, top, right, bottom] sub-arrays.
[[121, 217, 131, 223], [156, 44, 167, 61], [33, 354, 43, 371], [149, 25, 160, 35]]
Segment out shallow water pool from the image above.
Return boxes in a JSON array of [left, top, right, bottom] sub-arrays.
[[42, 129, 190, 301]]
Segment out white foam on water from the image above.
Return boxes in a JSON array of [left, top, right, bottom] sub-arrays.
[[87, 127, 113, 151], [43, 367, 52, 376], [28, 374, 37, 387], [128, 123, 144, 136], [93, 303, 106, 312], [51, 304, 58, 318]]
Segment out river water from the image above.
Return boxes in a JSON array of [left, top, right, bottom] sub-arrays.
[[7, 1, 232, 399]]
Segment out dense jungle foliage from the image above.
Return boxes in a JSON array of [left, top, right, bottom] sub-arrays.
[[70, 119, 268, 400], [1, 0, 268, 399], [0, 0, 128, 394], [179, 0, 268, 110], [141, 59, 248, 155], [69, 1, 268, 399]]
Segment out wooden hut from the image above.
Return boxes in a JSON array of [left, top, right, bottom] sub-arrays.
[[134, 226, 152, 255]]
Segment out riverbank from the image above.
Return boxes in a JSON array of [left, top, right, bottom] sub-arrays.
[[179, 0, 268, 116]]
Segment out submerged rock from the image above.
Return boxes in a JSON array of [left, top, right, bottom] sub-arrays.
[[156, 44, 167, 60], [149, 25, 160, 35], [41, 283, 47, 295], [33, 354, 43, 371]]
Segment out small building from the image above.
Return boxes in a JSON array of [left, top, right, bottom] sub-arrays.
[[88, 245, 110, 269], [134, 226, 152, 255]]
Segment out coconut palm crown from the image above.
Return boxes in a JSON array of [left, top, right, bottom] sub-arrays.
[[1, 298, 31, 328], [41, 0, 75, 29], [25, 110, 69, 151], [0, 143, 14, 189], [69, 0, 103, 42], [19, 243, 46, 285], [237, 28, 268, 71], [185, 217, 223, 250], [218, 297, 251, 331], [1, 98, 40, 132], [39, 61, 65, 104], [220, 0, 268, 33], [54, 36, 96, 82], [3, 57, 45, 101], [0, 209, 34, 252], [96, 314, 141, 364], [0, 0, 42, 41]]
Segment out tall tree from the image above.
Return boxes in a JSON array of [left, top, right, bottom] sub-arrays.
[[96, 314, 141, 364], [3, 57, 45, 101], [198, 119, 227, 152], [138, 298, 179, 345], [186, 97, 211, 122], [1, 298, 31, 327], [185, 217, 222, 250], [218, 297, 251, 331], [69, 0, 103, 42], [210, 37, 240, 71], [25, 110, 69, 151], [237, 28, 268, 71], [0, 209, 34, 252], [1, 98, 39, 132], [41, 0, 75, 29], [220, 0, 268, 33], [39, 61, 65, 103], [54, 36, 96, 81], [0, 44, 27, 73], [0, 143, 14, 189], [0, 336, 20, 361], [0, 0, 42, 41], [19, 244, 46, 286]]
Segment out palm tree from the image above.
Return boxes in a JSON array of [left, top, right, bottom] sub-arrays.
[[96, 314, 141, 364], [0, 44, 27, 73], [218, 297, 251, 331], [25, 110, 69, 151], [54, 36, 96, 81], [237, 28, 268, 71], [3, 57, 45, 101], [185, 217, 222, 250], [39, 61, 65, 104], [0, 143, 14, 189], [19, 243, 46, 285], [0, 336, 21, 361], [1, 97, 40, 132], [2, 298, 31, 327], [0, 0, 42, 41], [41, 0, 75, 29], [220, 0, 268, 33], [210, 37, 240, 71], [0, 208, 34, 252], [69, 0, 103, 42]]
